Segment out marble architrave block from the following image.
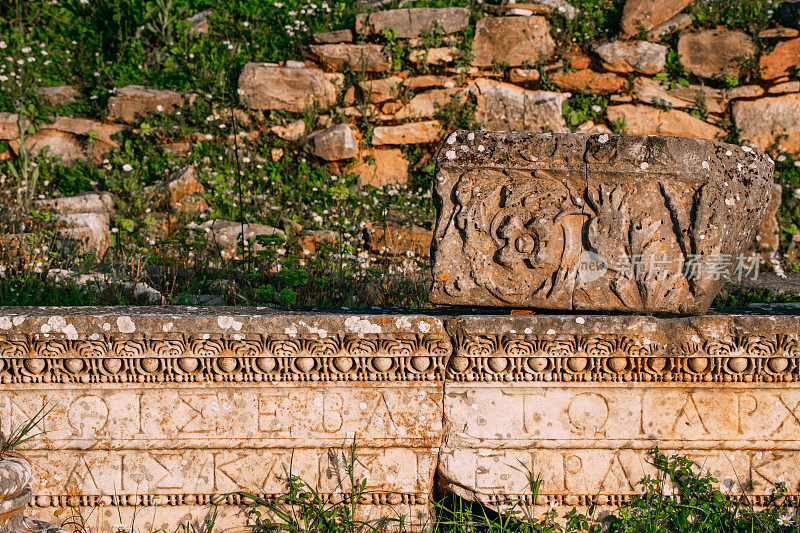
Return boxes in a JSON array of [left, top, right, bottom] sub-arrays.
[[430, 131, 774, 313], [0, 308, 449, 532], [440, 314, 800, 510]]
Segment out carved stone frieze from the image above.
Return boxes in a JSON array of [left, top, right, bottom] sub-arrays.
[[0, 308, 447, 532], [440, 314, 800, 512], [430, 131, 774, 313], [6, 309, 800, 530]]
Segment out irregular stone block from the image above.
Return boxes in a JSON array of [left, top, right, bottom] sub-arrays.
[[677, 29, 755, 79], [758, 27, 799, 38], [732, 93, 800, 155], [633, 77, 725, 114], [620, 0, 693, 38], [372, 121, 442, 145], [646, 12, 692, 40], [440, 314, 800, 511], [309, 44, 391, 72], [35, 192, 114, 214], [409, 47, 457, 67], [768, 80, 800, 94], [469, 79, 567, 132], [53, 212, 111, 258], [549, 69, 626, 94], [271, 118, 306, 141], [238, 63, 337, 112], [199, 219, 285, 260], [364, 222, 432, 257], [313, 29, 353, 43], [304, 124, 358, 161], [0, 112, 18, 139], [24, 130, 85, 164], [471, 16, 555, 67], [37, 85, 81, 106], [760, 37, 800, 79], [107, 85, 187, 123], [351, 148, 409, 187], [359, 76, 403, 103], [592, 40, 667, 75], [394, 88, 466, 121], [356, 7, 470, 38], [2, 308, 449, 531], [430, 131, 774, 313], [606, 104, 724, 139]]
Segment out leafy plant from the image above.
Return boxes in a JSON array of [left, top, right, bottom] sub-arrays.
[[5, 113, 44, 211], [562, 91, 608, 130], [654, 48, 690, 89]]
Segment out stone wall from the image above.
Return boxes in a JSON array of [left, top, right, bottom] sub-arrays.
[[3, 308, 800, 531], [1, 0, 795, 275]]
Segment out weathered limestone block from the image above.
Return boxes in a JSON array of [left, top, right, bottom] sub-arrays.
[[351, 148, 409, 187], [37, 85, 81, 107], [440, 314, 800, 511], [372, 121, 442, 145], [732, 93, 800, 155], [592, 40, 667, 75], [309, 44, 392, 72], [1, 308, 448, 532], [633, 77, 725, 114], [471, 16, 555, 67], [238, 63, 338, 112], [107, 85, 188, 123], [430, 131, 774, 313], [677, 29, 755, 79], [607, 104, 724, 139], [304, 124, 358, 161], [356, 7, 470, 38], [620, 0, 693, 38], [469, 79, 567, 132], [760, 37, 800, 79]]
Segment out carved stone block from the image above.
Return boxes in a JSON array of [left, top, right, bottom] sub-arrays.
[[0, 308, 448, 532], [440, 314, 800, 511], [430, 131, 774, 313]]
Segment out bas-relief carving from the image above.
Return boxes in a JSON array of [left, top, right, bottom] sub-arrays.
[[0, 385, 442, 447], [445, 385, 800, 443], [430, 132, 774, 313], [0, 311, 449, 531], [8, 310, 800, 528], [26, 448, 436, 498]]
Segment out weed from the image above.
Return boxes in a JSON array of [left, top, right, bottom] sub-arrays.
[[562, 91, 608, 130], [653, 48, 690, 89], [0, 405, 50, 457], [547, 0, 626, 46], [688, 0, 784, 32], [434, 92, 480, 132]]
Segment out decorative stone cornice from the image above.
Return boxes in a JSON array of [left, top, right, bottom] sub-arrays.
[[0, 334, 449, 384]]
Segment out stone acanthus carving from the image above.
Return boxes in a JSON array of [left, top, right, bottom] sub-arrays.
[[0, 334, 449, 384], [430, 131, 774, 313]]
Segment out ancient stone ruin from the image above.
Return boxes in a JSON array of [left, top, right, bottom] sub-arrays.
[[430, 132, 774, 313], [0, 133, 793, 532]]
